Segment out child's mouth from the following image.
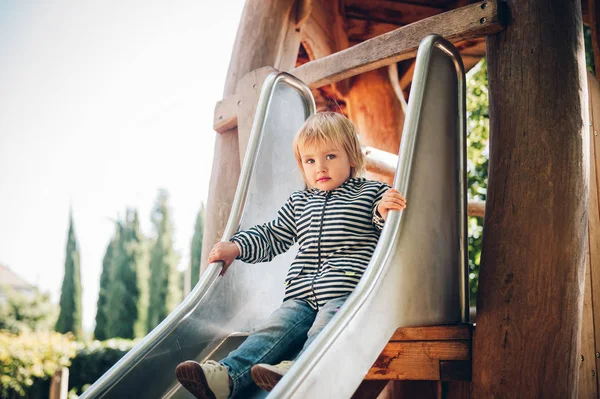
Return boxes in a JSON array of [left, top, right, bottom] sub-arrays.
[[317, 177, 331, 183]]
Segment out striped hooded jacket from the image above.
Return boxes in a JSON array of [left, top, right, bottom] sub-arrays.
[[230, 177, 391, 309]]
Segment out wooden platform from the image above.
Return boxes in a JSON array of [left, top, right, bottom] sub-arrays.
[[353, 324, 473, 399]]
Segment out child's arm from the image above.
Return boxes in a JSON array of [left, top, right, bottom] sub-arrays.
[[229, 196, 297, 264], [372, 185, 407, 230]]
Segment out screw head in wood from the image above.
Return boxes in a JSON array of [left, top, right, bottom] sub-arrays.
[[596, 352, 600, 358], [595, 131, 598, 136], [593, 370, 596, 377], [481, 3, 487, 9], [480, 17, 487, 24], [581, 355, 585, 362]]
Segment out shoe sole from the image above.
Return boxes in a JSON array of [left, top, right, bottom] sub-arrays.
[[175, 361, 216, 399], [251, 365, 283, 392]]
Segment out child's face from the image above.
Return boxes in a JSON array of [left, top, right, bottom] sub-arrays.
[[299, 142, 354, 191]]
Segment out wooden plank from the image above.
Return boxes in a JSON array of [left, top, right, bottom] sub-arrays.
[[389, 324, 473, 341], [472, 0, 588, 396], [366, 341, 471, 380], [213, 0, 504, 133], [590, 71, 600, 396]]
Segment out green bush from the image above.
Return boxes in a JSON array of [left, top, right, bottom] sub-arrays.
[[0, 331, 75, 398], [68, 339, 136, 395], [0, 289, 58, 335]]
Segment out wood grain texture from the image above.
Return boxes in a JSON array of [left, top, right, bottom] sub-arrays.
[[213, 0, 504, 133], [587, 71, 600, 398], [390, 324, 473, 341], [472, 0, 589, 397]]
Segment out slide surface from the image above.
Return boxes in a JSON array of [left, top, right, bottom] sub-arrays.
[[81, 35, 468, 399]]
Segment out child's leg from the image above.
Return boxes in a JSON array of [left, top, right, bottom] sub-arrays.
[[221, 299, 315, 397], [296, 294, 350, 358]]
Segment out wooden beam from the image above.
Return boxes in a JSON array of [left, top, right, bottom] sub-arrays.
[[214, 0, 504, 133], [472, 0, 588, 396], [300, 0, 350, 97]]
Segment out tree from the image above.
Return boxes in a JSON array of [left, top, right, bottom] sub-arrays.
[[105, 210, 149, 339], [94, 223, 119, 340], [147, 190, 181, 331], [55, 210, 83, 338], [466, 59, 489, 306], [189, 202, 205, 289]]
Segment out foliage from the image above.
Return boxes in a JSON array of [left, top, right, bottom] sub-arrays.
[[0, 331, 75, 398], [93, 227, 118, 341], [147, 189, 181, 331], [465, 59, 489, 306], [0, 289, 58, 334], [190, 203, 205, 289], [55, 211, 83, 339], [105, 211, 149, 339], [68, 338, 136, 395], [585, 25, 595, 75]]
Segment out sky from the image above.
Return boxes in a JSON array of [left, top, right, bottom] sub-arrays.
[[0, 0, 246, 332]]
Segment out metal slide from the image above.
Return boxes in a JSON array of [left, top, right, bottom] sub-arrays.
[[81, 34, 467, 399]]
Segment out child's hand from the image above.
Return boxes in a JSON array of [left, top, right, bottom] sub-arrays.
[[377, 188, 407, 220], [208, 241, 240, 275]]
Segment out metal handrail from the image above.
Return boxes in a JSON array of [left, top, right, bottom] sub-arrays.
[[80, 71, 316, 399]]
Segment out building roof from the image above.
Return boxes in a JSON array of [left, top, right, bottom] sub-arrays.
[[0, 263, 36, 291]]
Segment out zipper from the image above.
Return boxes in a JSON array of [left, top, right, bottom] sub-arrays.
[[311, 191, 331, 309]]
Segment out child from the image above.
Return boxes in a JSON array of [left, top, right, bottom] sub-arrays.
[[176, 112, 406, 399]]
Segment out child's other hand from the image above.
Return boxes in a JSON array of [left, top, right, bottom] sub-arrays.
[[377, 188, 407, 220], [208, 241, 240, 275]]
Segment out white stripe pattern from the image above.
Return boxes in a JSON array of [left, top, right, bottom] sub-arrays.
[[230, 177, 390, 309]]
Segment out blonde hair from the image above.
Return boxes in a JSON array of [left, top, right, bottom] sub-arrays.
[[293, 112, 365, 185]]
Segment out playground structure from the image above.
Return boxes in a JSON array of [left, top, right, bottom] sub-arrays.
[[205, 0, 599, 397], [81, 0, 600, 398]]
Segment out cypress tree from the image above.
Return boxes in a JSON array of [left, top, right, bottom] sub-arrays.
[[94, 223, 119, 340], [106, 210, 149, 339], [55, 209, 83, 339], [189, 203, 205, 289], [147, 190, 180, 331]]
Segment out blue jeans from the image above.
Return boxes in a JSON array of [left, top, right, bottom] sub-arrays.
[[220, 295, 349, 397]]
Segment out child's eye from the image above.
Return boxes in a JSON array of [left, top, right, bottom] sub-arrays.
[[305, 159, 314, 164], [326, 154, 336, 160]]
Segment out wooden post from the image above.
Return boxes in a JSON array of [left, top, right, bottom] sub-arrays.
[[580, 71, 600, 398], [201, 0, 303, 274], [49, 367, 69, 399], [473, 1, 589, 397], [346, 68, 405, 184]]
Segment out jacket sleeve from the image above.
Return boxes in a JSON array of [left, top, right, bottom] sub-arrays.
[[371, 183, 391, 231], [230, 196, 297, 263]]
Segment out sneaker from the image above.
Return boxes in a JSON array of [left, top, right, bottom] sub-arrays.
[[250, 360, 293, 392], [175, 360, 230, 399]]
